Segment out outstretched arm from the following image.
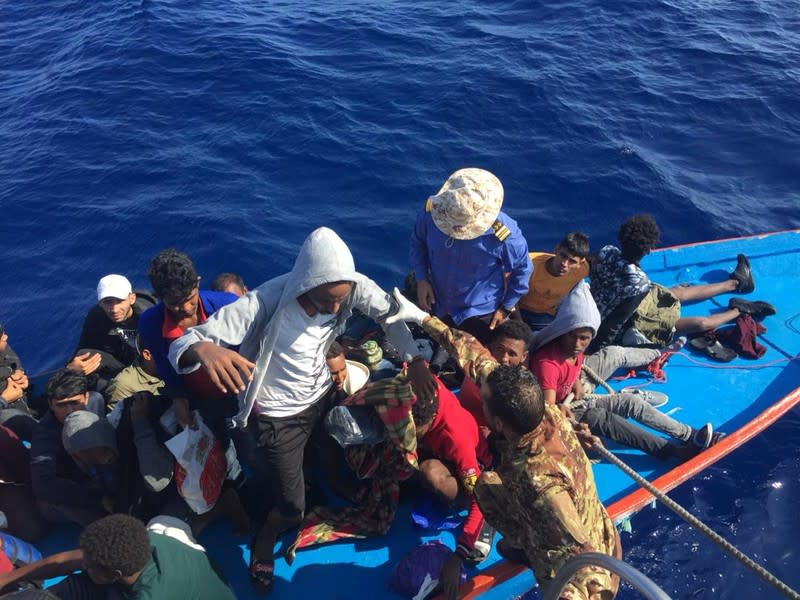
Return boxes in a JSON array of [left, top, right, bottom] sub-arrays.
[[0, 550, 83, 593]]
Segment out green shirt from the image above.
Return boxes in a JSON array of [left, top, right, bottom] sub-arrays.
[[131, 532, 234, 600]]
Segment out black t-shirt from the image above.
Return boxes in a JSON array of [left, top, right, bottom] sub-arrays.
[[76, 298, 150, 367]]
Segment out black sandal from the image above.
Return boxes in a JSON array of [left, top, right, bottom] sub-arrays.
[[249, 558, 274, 594]]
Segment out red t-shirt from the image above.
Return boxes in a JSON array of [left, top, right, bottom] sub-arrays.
[[457, 375, 488, 428], [421, 377, 491, 552], [529, 341, 583, 402]]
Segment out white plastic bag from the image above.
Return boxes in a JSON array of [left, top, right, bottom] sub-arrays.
[[165, 412, 227, 515]]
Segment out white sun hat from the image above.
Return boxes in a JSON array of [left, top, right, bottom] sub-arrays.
[[343, 359, 370, 395], [429, 168, 504, 240]]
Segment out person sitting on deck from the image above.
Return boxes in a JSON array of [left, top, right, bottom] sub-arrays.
[[458, 319, 532, 429], [30, 369, 107, 527], [518, 232, 591, 331], [0, 514, 235, 599], [411, 369, 496, 586], [211, 272, 249, 297], [529, 282, 721, 461], [104, 335, 165, 408], [167, 227, 428, 594], [409, 168, 532, 344], [0, 321, 38, 440], [66, 274, 155, 389], [589, 214, 775, 350], [385, 288, 621, 600]]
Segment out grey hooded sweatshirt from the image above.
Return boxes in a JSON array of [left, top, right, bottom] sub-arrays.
[[529, 281, 602, 352], [169, 227, 417, 428]]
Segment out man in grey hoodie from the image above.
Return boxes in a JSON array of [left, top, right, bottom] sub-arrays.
[[168, 227, 425, 593]]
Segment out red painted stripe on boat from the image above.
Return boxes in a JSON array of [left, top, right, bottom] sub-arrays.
[[450, 385, 800, 599], [654, 228, 800, 252]]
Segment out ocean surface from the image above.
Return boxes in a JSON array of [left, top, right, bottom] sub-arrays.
[[1, 0, 799, 597]]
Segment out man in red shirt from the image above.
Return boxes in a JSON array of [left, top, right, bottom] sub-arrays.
[[412, 370, 494, 592]]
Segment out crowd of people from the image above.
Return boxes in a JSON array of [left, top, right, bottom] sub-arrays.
[[0, 167, 776, 599]]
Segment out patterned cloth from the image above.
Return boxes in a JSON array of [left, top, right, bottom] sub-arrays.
[[423, 316, 620, 599], [286, 374, 419, 563], [590, 245, 651, 319]]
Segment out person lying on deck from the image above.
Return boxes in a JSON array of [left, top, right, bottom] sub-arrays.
[[588, 213, 775, 350], [386, 288, 620, 600], [528, 282, 722, 461], [0, 514, 234, 599]]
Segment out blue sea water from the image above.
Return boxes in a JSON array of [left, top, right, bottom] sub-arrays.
[[1, 0, 799, 597]]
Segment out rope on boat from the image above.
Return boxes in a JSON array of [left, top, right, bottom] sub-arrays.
[[580, 361, 800, 598], [593, 442, 800, 600]]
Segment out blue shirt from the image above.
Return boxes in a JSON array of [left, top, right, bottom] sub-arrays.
[[409, 209, 531, 324], [138, 290, 238, 394]]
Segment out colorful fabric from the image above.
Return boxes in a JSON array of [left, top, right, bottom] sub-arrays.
[[287, 374, 419, 562], [518, 252, 589, 315], [590, 245, 651, 319], [473, 405, 619, 599]]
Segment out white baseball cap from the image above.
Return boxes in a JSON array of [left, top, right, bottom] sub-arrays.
[[96, 274, 133, 301]]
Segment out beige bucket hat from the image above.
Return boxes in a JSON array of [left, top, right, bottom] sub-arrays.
[[428, 168, 504, 240]]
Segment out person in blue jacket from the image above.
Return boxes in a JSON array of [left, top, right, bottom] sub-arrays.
[[409, 168, 532, 344]]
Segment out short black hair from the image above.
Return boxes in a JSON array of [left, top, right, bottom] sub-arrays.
[[412, 392, 439, 428], [490, 320, 533, 349], [210, 272, 245, 292], [147, 249, 199, 301], [326, 341, 346, 360], [485, 365, 544, 435], [556, 232, 590, 258], [79, 514, 152, 577], [618, 214, 660, 264], [47, 368, 88, 401]]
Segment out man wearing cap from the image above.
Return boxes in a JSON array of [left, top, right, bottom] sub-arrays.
[[409, 168, 532, 344], [67, 274, 154, 381]]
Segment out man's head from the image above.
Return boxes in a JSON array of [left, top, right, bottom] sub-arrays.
[[211, 272, 248, 297], [301, 280, 353, 315], [481, 365, 544, 437], [147, 249, 200, 320], [62, 410, 118, 468], [80, 514, 152, 586], [412, 390, 439, 438], [428, 168, 504, 240], [134, 335, 158, 378], [326, 341, 348, 391], [46, 369, 89, 423], [618, 214, 660, 264], [557, 327, 594, 359], [96, 275, 136, 323], [488, 320, 532, 366], [548, 232, 589, 277]]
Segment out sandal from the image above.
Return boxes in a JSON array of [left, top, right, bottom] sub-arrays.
[[689, 337, 737, 362], [249, 558, 274, 594]]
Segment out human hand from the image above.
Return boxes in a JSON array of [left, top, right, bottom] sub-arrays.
[[0, 377, 24, 404], [574, 421, 601, 452], [130, 391, 151, 423], [440, 552, 464, 600], [67, 351, 101, 375], [192, 342, 255, 394], [407, 358, 436, 406], [416, 279, 436, 312], [385, 287, 430, 326], [173, 397, 197, 430], [488, 307, 510, 331], [9, 369, 28, 390]]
